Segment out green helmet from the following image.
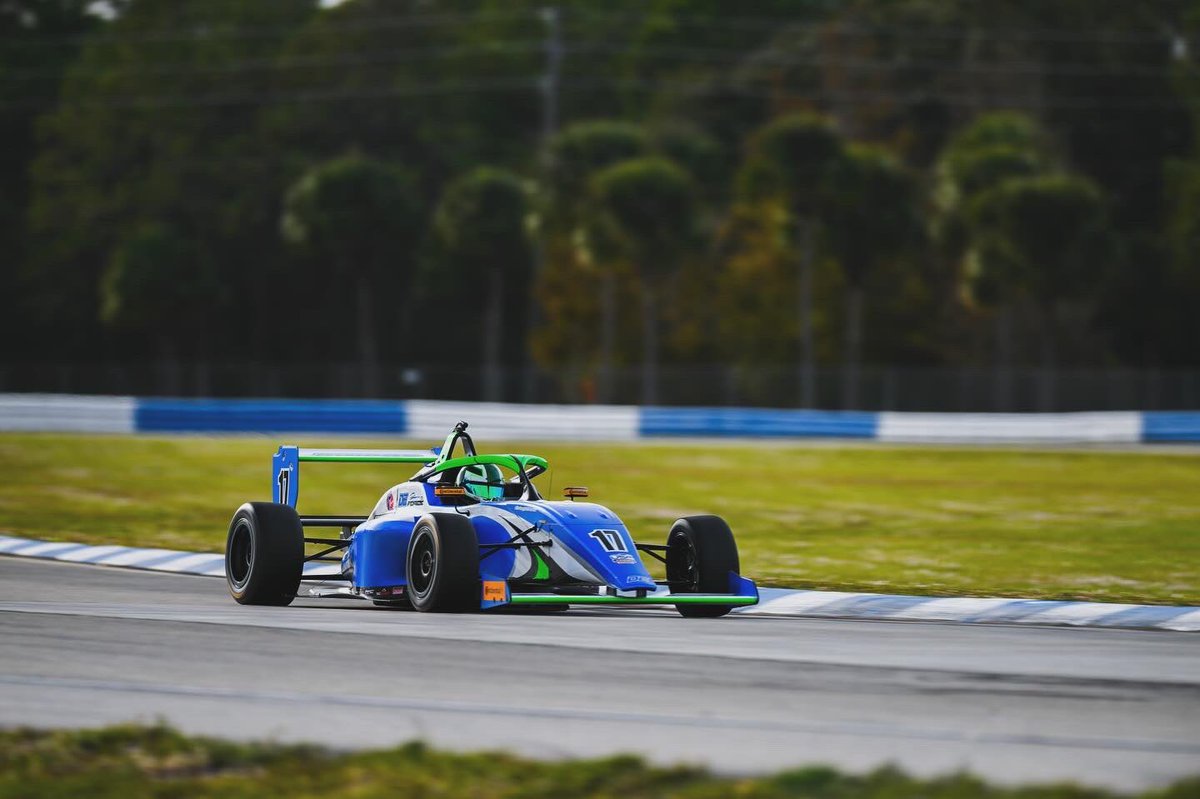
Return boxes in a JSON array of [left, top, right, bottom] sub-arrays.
[[458, 463, 504, 500]]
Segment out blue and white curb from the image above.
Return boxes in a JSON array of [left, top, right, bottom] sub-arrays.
[[743, 587, 1200, 631], [2, 533, 1196, 632], [3, 394, 1200, 444], [0, 534, 338, 579]]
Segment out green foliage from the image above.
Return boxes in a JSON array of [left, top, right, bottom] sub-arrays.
[[0, 1, 97, 348], [282, 154, 421, 274], [590, 156, 697, 280], [24, 0, 315, 358], [1, 723, 1195, 799], [434, 167, 531, 277], [431, 167, 533, 378], [281, 153, 423, 379], [4, 0, 1200, 375], [966, 174, 1106, 308], [1164, 159, 1200, 288], [935, 113, 1056, 223], [945, 112, 1048, 156], [548, 120, 651, 211], [825, 145, 922, 287], [100, 222, 220, 336], [739, 113, 843, 215]]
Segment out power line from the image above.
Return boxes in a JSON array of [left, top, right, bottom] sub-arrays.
[[0, 8, 1191, 49], [9, 75, 1186, 114], [0, 9, 542, 49], [0, 39, 1188, 85], [567, 10, 1191, 45], [1, 41, 545, 82]]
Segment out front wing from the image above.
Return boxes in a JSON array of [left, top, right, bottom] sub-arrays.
[[480, 571, 759, 610]]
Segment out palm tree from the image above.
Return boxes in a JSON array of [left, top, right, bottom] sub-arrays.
[[590, 157, 697, 405]]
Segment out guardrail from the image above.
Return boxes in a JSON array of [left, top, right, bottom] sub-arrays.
[[1, 394, 1198, 443]]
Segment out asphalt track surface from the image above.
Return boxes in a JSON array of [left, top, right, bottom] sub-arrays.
[[1, 558, 1198, 790]]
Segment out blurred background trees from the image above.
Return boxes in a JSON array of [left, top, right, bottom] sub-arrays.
[[590, 156, 697, 404], [432, 167, 532, 401], [2, 0, 1199, 407], [281, 153, 421, 395]]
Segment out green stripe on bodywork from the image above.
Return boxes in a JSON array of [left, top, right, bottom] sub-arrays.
[[532, 551, 550, 581], [507, 594, 757, 606], [432, 453, 549, 474]]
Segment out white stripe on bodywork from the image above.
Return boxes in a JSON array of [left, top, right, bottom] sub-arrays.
[[471, 506, 602, 583]]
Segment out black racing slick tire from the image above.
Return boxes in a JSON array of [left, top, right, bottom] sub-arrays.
[[406, 513, 479, 612], [666, 515, 740, 618], [225, 502, 304, 606]]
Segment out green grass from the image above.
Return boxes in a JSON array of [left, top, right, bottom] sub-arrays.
[[1, 433, 1198, 604], [3, 724, 1197, 799]]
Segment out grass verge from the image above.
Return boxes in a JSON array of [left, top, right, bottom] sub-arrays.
[[0, 433, 1197, 604], [3, 724, 1198, 799]]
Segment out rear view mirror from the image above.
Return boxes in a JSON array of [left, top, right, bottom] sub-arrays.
[[563, 486, 589, 499]]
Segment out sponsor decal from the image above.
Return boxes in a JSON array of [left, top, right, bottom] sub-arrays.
[[386, 492, 395, 511], [409, 492, 423, 506], [626, 575, 653, 584], [276, 467, 293, 505], [482, 580, 507, 602], [395, 492, 408, 508], [610, 553, 636, 565], [589, 529, 625, 553]]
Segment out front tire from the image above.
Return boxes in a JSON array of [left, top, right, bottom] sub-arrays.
[[406, 514, 479, 612], [225, 502, 304, 606], [666, 515, 740, 618]]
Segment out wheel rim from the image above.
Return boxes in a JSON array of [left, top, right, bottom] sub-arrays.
[[408, 528, 437, 598], [666, 532, 699, 592], [228, 519, 253, 588]]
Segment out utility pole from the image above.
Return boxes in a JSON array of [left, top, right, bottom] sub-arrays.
[[523, 6, 562, 402], [540, 7, 562, 164]]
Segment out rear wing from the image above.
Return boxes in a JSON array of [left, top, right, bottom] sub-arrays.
[[272, 446, 436, 508]]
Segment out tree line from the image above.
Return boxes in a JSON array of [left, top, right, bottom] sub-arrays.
[[1, 0, 1197, 405]]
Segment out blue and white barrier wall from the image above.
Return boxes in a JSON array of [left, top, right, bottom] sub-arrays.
[[1, 394, 1198, 444]]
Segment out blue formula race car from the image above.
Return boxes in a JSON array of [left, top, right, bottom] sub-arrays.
[[224, 422, 758, 616]]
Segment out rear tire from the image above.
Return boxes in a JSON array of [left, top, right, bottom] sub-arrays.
[[666, 515, 739, 618], [225, 502, 304, 606], [406, 514, 479, 612]]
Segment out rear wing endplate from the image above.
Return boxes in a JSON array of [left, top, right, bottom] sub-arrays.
[[272, 446, 436, 508]]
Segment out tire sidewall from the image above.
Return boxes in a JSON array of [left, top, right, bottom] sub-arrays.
[[226, 509, 257, 600], [667, 514, 739, 618], [406, 513, 479, 612], [224, 502, 303, 606], [406, 520, 442, 610]]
